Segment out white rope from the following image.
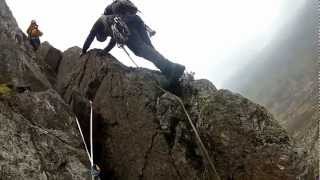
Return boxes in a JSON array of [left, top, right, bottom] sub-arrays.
[[121, 48, 221, 180], [121, 46, 139, 67], [75, 117, 92, 164], [74, 101, 97, 180], [90, 101, 94, 165]]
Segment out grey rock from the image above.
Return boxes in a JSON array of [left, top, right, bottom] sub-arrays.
[[0, 0, 27, 48], [0, 91, 89, 180], [0, 41, 52, 91], [0, 0, 51, 91], [0, 1, 89, 179], [35, 41, 63, 85], [37, 41, 62, 72], [1, 0, 307, 179], [57, 48, 303, 179]]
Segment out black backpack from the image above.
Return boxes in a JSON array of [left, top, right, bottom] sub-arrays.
[[104, 0, 138, 15]]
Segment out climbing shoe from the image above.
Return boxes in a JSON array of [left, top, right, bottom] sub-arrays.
[[166, 63, 185, 85]]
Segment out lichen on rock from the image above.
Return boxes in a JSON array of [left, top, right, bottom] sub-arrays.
[[0, 83, 12, 96]]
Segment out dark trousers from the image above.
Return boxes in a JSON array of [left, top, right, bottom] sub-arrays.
[[124, 15, 174, 75], [30, 38, 40, 50]]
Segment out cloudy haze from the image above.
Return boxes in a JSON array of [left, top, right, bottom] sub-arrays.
[[7, 0, 307, 88]]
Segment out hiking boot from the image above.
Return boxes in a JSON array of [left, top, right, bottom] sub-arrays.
[[165, 63, 185, 85]]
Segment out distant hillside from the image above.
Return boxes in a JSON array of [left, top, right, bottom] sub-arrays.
[[224, 0, 318, 179]]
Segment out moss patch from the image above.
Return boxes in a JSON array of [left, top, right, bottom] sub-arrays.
[[0, 84, 12, 96]]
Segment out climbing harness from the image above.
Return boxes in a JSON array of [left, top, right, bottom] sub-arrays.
[[75, 101, 100, 180], [111, 16, 130, 46], [120, 47, 221, 180]]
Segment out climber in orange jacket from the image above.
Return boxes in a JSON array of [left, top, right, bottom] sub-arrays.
[[26, 20, 43, 50]]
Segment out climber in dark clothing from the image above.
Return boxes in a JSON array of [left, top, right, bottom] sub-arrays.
[[104, 0, 138, 16], [81, 14, 185, 84], [104, 0, 156, 37]]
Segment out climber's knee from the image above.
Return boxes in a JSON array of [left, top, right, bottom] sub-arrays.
[[127, 43, 144, 57]]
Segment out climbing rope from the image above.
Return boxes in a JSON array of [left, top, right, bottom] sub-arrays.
[[90, 101, 94, 167], [121, 46, 139, 67], [74, 47, 220, 180], [74, 101, 100, 180], [75, 117, 91, 163], [121, 46, 221, 180]]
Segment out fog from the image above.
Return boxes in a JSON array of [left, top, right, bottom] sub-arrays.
[[223, 0, 317, 93], [7, 0, 307, 88]]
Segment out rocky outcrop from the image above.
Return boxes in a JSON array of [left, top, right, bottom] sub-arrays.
[[0, 91, 89, 179], [0, 0, 25, 46], [53, 48, 302, 180], [0, 0, 89, 179], [0, 0, 306, 179], [35, 41, 62, 85]]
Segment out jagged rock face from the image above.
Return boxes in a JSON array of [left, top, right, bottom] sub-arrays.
[[35, 41, 62, 85], [0, 91, 89, 179], [0, 41, 53, 91], [0, 0, 89, 179], [0, 0, 25, 46], [0, 0, 51, 91], [56, 48, 302, 180], [0, 0, 305, 179]]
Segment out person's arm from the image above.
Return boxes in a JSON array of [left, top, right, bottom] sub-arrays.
[[103, 38, 116, 53], [26, 25, 32, 36], [38, 30, 43, 37], [82, 32, 96, 54], [82, 21, 100, 54], [145, 24, 156, 37]]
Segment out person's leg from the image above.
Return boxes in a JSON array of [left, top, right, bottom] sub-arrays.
[[123, 15, 153, 47], [30, 38, 40, 50], [30, 39, 37, 50], [127, 35, 170, 73], [34, 38, 41, 50], [126, 34, 185, 82]]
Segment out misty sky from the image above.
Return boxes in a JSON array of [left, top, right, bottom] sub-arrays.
[[7, 0, 306, 88]]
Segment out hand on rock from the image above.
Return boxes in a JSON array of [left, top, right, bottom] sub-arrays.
[[80, 52, 86, 57], [149, 30, 156, 37]]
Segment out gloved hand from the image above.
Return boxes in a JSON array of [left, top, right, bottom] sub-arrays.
[[149, 30, 156, 37], [80, 50, 86, 57]]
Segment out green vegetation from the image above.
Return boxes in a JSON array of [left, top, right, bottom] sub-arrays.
[[0, 84, 12, 96]]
